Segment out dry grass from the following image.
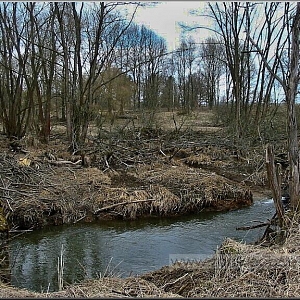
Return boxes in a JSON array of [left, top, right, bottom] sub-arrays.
[[0, 277, 180, 298], [141, 219, 300, 298], [136, 161, 253, 212], [87, 110, 220, 133], [49, 277, 181, 298], [0, 138, 254, 229], [0, 109, 294, 297]]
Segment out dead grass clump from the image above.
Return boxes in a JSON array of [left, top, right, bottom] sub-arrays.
[[118, 190, 150, 219], [0, 277, 180, 298], [75, 167, 112, 186], [12, 199, 49, 228], [95, 185, 181, 219], [149, 185, 181, 216], [94, 187, 149, 220], [140, 225, 300, 298], [0, 282, 40, 298], [188, 237, 300, 298], [0, 153, 112, 229], [49, 277, 181, 298], [184, 153, 231, 169], [137, 163, 253, 213], [141, 259, 215, 297]]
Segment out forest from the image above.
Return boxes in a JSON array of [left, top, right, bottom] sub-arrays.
[[1, 1, 300, 298], [0, 2, 293, 146]]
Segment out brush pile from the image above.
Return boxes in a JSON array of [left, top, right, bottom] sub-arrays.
[[0, 147, 253, 230], [0, 118, 264, 230]]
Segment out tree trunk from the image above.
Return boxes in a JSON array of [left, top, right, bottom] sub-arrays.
[[287, 3, 300, 211], [265, 144, 285, 227]]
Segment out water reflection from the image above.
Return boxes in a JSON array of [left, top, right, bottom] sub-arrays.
[[9, 198, 274, 292]]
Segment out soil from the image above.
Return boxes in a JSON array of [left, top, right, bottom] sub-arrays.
[[0, 110, 280, 297]]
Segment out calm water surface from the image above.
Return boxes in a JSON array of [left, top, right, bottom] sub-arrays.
[[9, 198, 274, 292]]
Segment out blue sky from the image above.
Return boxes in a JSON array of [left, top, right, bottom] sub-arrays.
[[126, 1, 214, 51]]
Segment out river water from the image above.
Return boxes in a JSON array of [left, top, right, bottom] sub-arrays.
[[9, 198, 274, 292]]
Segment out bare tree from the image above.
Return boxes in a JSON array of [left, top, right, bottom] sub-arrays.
[[24, 2, 57, 143], [139, 26, 167, 110], [247, 3, 300, 214], [209, 2, 247, 138], [54, 2, 139, 151], [199, 37, 225, 109], [173, 39, 198, 113], [160, 55, 177, 111], [0, 3, 31, 138]]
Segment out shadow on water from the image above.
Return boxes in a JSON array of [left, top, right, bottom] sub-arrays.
[[9, 198, 275, 293]]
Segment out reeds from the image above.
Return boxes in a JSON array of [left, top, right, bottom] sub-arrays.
[[57, 244, 65, 291]]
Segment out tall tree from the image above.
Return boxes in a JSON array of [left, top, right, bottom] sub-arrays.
[[174, 39, 197, 112], [199, 37, 225, 109], [54, 2, 138, 151], [0, 3, 31, 138], [247, 3, 300, 213]]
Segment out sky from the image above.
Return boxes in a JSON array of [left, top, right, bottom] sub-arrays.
[[125, 1, 214, 51]]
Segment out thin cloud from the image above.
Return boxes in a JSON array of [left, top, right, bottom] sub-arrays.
[[126, 1, 214, 51]]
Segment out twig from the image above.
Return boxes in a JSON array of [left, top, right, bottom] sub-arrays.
[[94, 198, 156, 214], [73, 214, 86, 224], [67, 167, 77, 179], [0, 186, 33, 197], [47, 159, 82, 166], [161, 272, 189, 290], [159, 148, 167, 157], [236, 222, 270, 230], [104, 156, 110, 169], [1, 195, 14, 211]]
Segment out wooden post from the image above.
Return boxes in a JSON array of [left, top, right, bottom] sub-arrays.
[[265, 144, 285, 227]]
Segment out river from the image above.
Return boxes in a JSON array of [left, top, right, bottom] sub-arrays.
[[9, 198, 274, 292]]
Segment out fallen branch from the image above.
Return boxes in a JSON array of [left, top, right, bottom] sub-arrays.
[[94, 198, 156, 214], [73, 214, 86, 224], [236, 222, 270, 231], [46, 159, 82, 166]]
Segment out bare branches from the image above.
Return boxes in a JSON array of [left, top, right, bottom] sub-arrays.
[[246, 34, 286, 92]]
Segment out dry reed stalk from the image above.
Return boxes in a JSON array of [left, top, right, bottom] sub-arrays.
[[57, 244, 65, 291]]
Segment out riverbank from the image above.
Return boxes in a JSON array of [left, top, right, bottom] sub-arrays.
[[0, 110, 281, 296], [2, 218, 300, 298], [0, 115, 265, 230]]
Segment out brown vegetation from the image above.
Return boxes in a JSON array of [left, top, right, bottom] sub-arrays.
[[142, 219, 300, 298], [0, 110, 280, 297], [0, 111, 261, 231]]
